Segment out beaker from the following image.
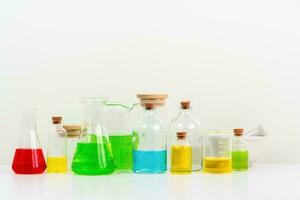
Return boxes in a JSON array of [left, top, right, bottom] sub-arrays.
[[12, 108, 46, 174], [203, 129, 232, 173], [71, 97, 115, 175], [104, 101, 138, 172]]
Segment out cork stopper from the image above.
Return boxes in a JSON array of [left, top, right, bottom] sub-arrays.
[[234, 128, 244, 136], [145, 103, 155, 110], [137, 94, 168, 107], [177, 131, 187, 139], [52, 116, 62, 124], [63, 124, 81, 138], [181, 101, 190, 109]]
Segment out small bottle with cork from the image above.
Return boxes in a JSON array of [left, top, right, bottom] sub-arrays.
[[171, 131, 192, 174], [232, 128, 248, 171], [47, 116, 67, 173]]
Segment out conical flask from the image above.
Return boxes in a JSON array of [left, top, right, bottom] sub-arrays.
[[71, 97, 115, 175], [12, 108, 46, 174]]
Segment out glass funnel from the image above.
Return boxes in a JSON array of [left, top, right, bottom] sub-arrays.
[[71, 97, 115, 175], [12, 108, 46, 174], [104, 101, 138, 172]]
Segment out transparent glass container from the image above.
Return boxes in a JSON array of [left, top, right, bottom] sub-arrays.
[[169, 101, 203, 171], [171, 132, 192, 174], [12, 108, 46, 174], [232, 128, 248, 171], [47, 117, 67, 173], [71, 97, 115, 175], [132, 103, 167, 174], [63, 125, 81, 171], [104, 101, 138, 172], [203, 129, 232, 173]]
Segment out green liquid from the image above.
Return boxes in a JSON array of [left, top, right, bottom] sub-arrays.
[[109, 135, 133, 171], [232, 151, 248, 171], [71, 135, 115, 175]]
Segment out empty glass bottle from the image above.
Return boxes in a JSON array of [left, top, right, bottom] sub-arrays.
[[133, 103, 167, 174], [203, 129, 232, 173], [169, 101, 203, 171], [71, 97, 115, 175], [232, 128, 248, 171], [171, 132, 192, 174], [12, 108, 46, 174], [47, 116, 67, 173]]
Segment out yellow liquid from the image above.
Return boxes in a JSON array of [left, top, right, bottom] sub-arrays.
[[203, 157, 232, 173], [47, 156, 67, 173], [171, 145, 192, 174]]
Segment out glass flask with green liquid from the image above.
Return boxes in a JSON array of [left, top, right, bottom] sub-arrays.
[[71, 97, 116, 175], [104, 101, 138, 172]]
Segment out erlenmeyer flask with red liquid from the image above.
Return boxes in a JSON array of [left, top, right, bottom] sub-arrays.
[[12, 108, 46, 174]]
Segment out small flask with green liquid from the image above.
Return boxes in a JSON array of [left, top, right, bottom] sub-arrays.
[[232, 128, 248, 171]]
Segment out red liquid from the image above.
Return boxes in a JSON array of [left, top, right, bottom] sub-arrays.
[[12, 148, 46, 174]]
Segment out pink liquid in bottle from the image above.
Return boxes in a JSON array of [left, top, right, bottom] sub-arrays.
[[12, 148, 46, 174]]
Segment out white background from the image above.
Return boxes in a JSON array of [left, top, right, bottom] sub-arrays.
[[0, 0, 300, 164]]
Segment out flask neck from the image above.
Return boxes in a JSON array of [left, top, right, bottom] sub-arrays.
[[21, 108, 37, 133], [180, 108, 192, 116]]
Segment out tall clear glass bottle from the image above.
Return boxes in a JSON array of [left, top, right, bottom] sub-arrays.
[[47, 116, 67, 173], [169, 101, 203, 171], [232, 129, 248, 171], [12, 108, 46, 174], [133, 103, 167, 173], [171, 132, 192, 174], [71, 97, 115, 175]]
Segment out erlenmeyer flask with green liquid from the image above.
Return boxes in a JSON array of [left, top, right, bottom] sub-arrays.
[[71, 97, 115, 175]]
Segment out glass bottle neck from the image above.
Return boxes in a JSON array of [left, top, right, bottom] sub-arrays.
[[144, 108, 157, 115], [180, 108, 192, 116]]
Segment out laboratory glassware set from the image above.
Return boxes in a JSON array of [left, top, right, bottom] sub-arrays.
[[11, 94, 248, 175]]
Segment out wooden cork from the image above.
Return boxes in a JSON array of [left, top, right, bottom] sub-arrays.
[[52, 116, 62, 124], [234, 128, 244, 136], [181, 101, 190, 109], [177, 131, 187, 139]]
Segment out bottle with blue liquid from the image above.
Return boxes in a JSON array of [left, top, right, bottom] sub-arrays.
[[132, 103, 167, 173]]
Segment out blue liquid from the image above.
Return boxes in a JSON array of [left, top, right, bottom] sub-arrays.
[[133, 150, 167, 173]]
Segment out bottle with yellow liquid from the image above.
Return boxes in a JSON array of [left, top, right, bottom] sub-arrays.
[[47, 116, 67, 173], [171, 132, 192, 174], [203, 130, 232, 173]]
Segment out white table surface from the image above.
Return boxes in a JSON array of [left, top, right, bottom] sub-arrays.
[[1, 164, 299, 200]]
